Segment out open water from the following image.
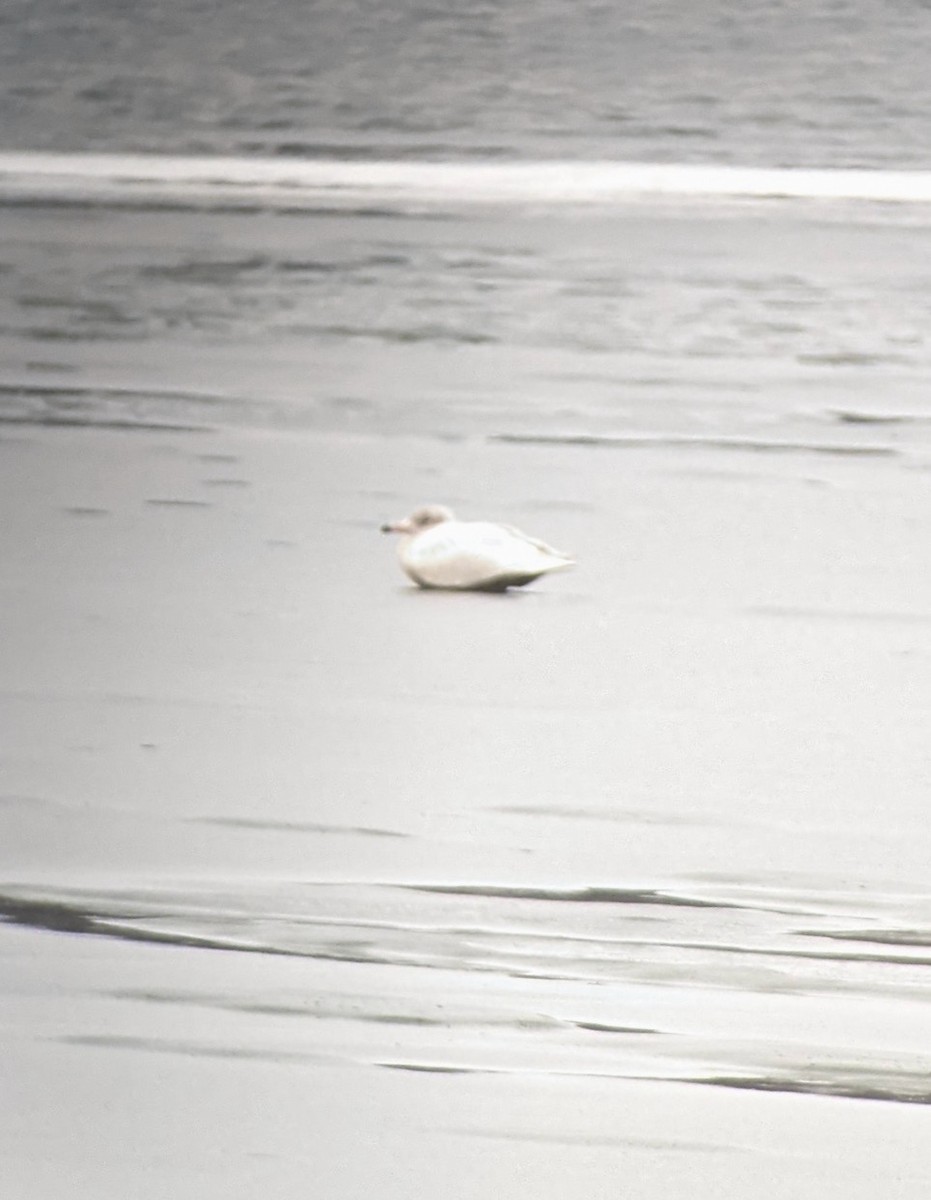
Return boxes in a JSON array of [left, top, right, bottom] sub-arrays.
[[2, 0, 931, 444], [1, 0, 931, 167]]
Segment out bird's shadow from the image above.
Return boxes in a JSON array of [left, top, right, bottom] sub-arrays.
[[397, 585, 527, 600]]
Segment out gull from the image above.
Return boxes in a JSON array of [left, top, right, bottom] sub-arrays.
[[380, 505, 574, 591]]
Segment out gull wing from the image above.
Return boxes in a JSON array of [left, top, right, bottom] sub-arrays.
[[402, 521, 574, 589]]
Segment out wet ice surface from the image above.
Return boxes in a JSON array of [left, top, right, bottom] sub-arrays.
[[3, 198, 931, 455], [4, 871, 931, 1104], [1, 413, 930, 1126], [1, 190, 931, 1198]]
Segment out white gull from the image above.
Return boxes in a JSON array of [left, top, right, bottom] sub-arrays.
[[380, 505, 574, 591]]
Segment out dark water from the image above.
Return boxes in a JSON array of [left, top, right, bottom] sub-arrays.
[[2, 0, 931, 445], [1, 0, 931, 167]]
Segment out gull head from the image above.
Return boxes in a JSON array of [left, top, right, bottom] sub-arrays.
[[381, 504, 455, 536]]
